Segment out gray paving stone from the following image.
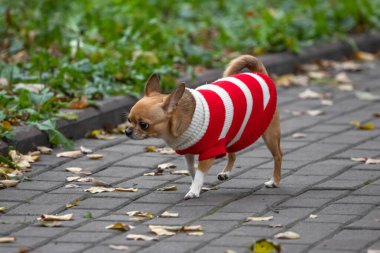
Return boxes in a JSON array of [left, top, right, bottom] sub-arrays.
[[93, 165, 148, 178], [13, 226, 70, 237], [0, 189, 42, 201], [4, 236, 48, 248], [76, 197, 130, 210], [114, 155, 172, 168], [319, 203, 374, 215], [197, 220, 240, 233], [280, 175, 327, 186], [120, 202, 172, 215], [295, 190, 348, 199], [137, 241, 201, 253], [7, 203, 63, 215], [279, 196, 331, 208], [0, 223, 24, 236], [53, 209, 109, 227], [30, 171, 70, 181], [293, 159, 351, 176], [35, 242, 91, 253], [335, 195, 380, 204], [218, 178, 267, 189], [209, 234, 261, 246], [55, 231, 111, 243], [353, 184, 380, 195], [304, 214, 357, 224], [84, 245, 141, 253], [219, 194, 288, 213], [314, 179, 367, 190], [135, 192, 185, 204], [195, 245, 246, 253], [227, 225, 282, 237], [15, 180, 63, 191], [30, 193, 85, 204], [346, 209, 380, 229], [281, 222, 340, 244], [333, 169, 380, 181]]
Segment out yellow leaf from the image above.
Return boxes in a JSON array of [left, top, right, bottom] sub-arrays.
[[251, 239, 281, 253], [350, 121, 376, 130], [145, 146, 157, 152], [105, 223, 134, 232], [66, 198, 80, 208], [355, 51, 376, 61], [0, 207, 6, 212]]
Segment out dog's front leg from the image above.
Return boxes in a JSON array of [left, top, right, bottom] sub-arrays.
[[184, 158, 215, 200], [184, 154, 196, 179]]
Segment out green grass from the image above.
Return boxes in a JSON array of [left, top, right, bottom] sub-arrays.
[[1, 0, 380, 148]]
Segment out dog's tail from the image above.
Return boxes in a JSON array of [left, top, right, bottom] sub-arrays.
[[223, 55, 268, 77]]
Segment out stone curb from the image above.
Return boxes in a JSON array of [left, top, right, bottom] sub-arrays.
[[1, 32, 380, 155]]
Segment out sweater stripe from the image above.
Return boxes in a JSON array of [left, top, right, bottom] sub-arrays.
[[216, 77, 254, 148], [197, 84, 234, 140], [244, 73, 270, 109]]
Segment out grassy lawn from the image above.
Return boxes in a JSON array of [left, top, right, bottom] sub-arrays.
[[1, 0, 380, 147]]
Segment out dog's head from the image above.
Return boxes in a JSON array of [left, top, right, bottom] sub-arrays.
[[125, 74, 186, 140]]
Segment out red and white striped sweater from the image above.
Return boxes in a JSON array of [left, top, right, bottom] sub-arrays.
[[167, 72, 277, 160]]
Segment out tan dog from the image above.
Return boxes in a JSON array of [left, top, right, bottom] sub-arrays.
[[125, 55, 282, 199]]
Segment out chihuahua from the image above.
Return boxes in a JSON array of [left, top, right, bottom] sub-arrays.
[[125, 55, 282, 199]]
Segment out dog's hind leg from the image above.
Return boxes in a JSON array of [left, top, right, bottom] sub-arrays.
[[184, 154, 196, 179], [262, 108, 282, 188], [217, 152, 236, 181]]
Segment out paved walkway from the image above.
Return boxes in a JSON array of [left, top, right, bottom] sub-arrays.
[[1, 61, 380, 253]]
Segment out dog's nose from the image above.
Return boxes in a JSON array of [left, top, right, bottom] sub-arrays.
[[124, 129, 133, 137]]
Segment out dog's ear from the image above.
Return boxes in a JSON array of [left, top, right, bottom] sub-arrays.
[[162, 83, 185, 113], [145, 73, 160, 96]]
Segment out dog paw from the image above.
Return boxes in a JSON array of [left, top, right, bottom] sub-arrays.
[[264, 178, 279, 188], [217, 172, 229, 181], [184, 190, 200, 200]]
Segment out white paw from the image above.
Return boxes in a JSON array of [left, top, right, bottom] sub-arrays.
[[184, 190, 200, 200], [264, 178, 279, 188], [217, 172, 230, 181]]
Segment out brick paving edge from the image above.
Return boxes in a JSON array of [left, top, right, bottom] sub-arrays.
[[1, 31, 380, 155]]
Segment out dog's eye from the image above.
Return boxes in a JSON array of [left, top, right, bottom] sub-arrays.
[[139, 121, 149, 130]]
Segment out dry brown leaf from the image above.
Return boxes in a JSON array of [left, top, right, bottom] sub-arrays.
[[90, 178, 111, 187], [157, 163, 176, 170], [0, 236, 16, 243], [105, 223, 135, 232], [0, 179, 19, 187], [366, 158, 380, 165], [246, 216, 273, 222], [126, 211, 154, 219], [309, 214, 318, 219], [149, 225, 176, 236], [170, 170, 190, 176], [298, 89, 322, 99], [335, 72, 352, 84], [65, 184, 80, 188], [355, 51, 376, 61], [66, 176, 81, 182], [182, 225, 203, 232], [65, 167, 83, 174], [336, 61, 362, 72], [269, 224, 283, 228], [37, 220, 62, 227], [374, 112, 380, 118], [68, 96, 89, 109], [301, 63, 320, 72], [351, 157, 367, 162], [37, 146, 53, 154], [56, 150, 82, 158], [159, 211, 179, 218], [274, 231, 300, 240], [292, 133, 307, 139], [156, 185, 177, 191], [308, 71, 328, 80], [87, 154, 104, 160], [80, 146, 92, 154], [9, 150, 33, 169], [201, 186, 219, 192], [114, 187, 138, 192], [126, 234, 158, 241], [109, 245, 129, 251], [66, 198, 80, 208], [306, 110, 324, 116], [38, 213, 73, 221]]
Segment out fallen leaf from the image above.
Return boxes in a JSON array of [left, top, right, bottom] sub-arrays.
[[335, 61, 362, 72], [366, 158, 380, 165], [299, 89, 322, 99], [66, 176, 81, 182], [143, 172, 157, 176], [56, 150, 82, 158], [105, 223, 135, 232], [149, 225, 176, 236], [351, 157, 367, 162], [14, 83, 44, 93], [66, 198, 80, 208], [37, 146, 53, 154], [157, 163, 176, 170], [355, 91, 380, 101], [269, 224, 283, 228], [350, 120, 376, 130], [355, 51, 376, 61], [224, 250, 238, 253], [274, 231, 300, 240], [65, 167, 83, 174], [308, 71, 328, 80], [156, 185, 177, 191], [0, 237, 16, 243], [338, 84, 354, 91], [90, 178, 111, 187], [38, 213, 73, 221], [109, 245, 129, 251], [170, 170, 190, 176], [68, 96, 89, 109], [9, 150, 34, 169], [145, 146, 157, 152], [126, 211, 154, 219], [156, 147, 176, 155], [37, 220, 62, 227], [159, 211, 179, 218], [126, 234, 158, 241], [246, 216, 273, 222], [292, 133, 307, 139], [87, 154, 104, 160], [19, 247, 30, 253], [306, 110, 324, 116], [114, 187, 138, 192], [309, 214, 318, 219], [374, 112, 380, 118], [80, 146, 92, 154], [0, 179, 19, 187], [251, 239, 281, 253], [56, 112, 79, 121], [187, 231, 204, 236], [335, 72, 352, 84], [201, 186, 219, 192], [65, 184, 80, 188], [0, 207, 6, 212], [301, 63, 320, 72], [321, 99, 334, 106]]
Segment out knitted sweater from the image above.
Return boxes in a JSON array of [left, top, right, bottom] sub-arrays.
[[167, 72, 277, 161]]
